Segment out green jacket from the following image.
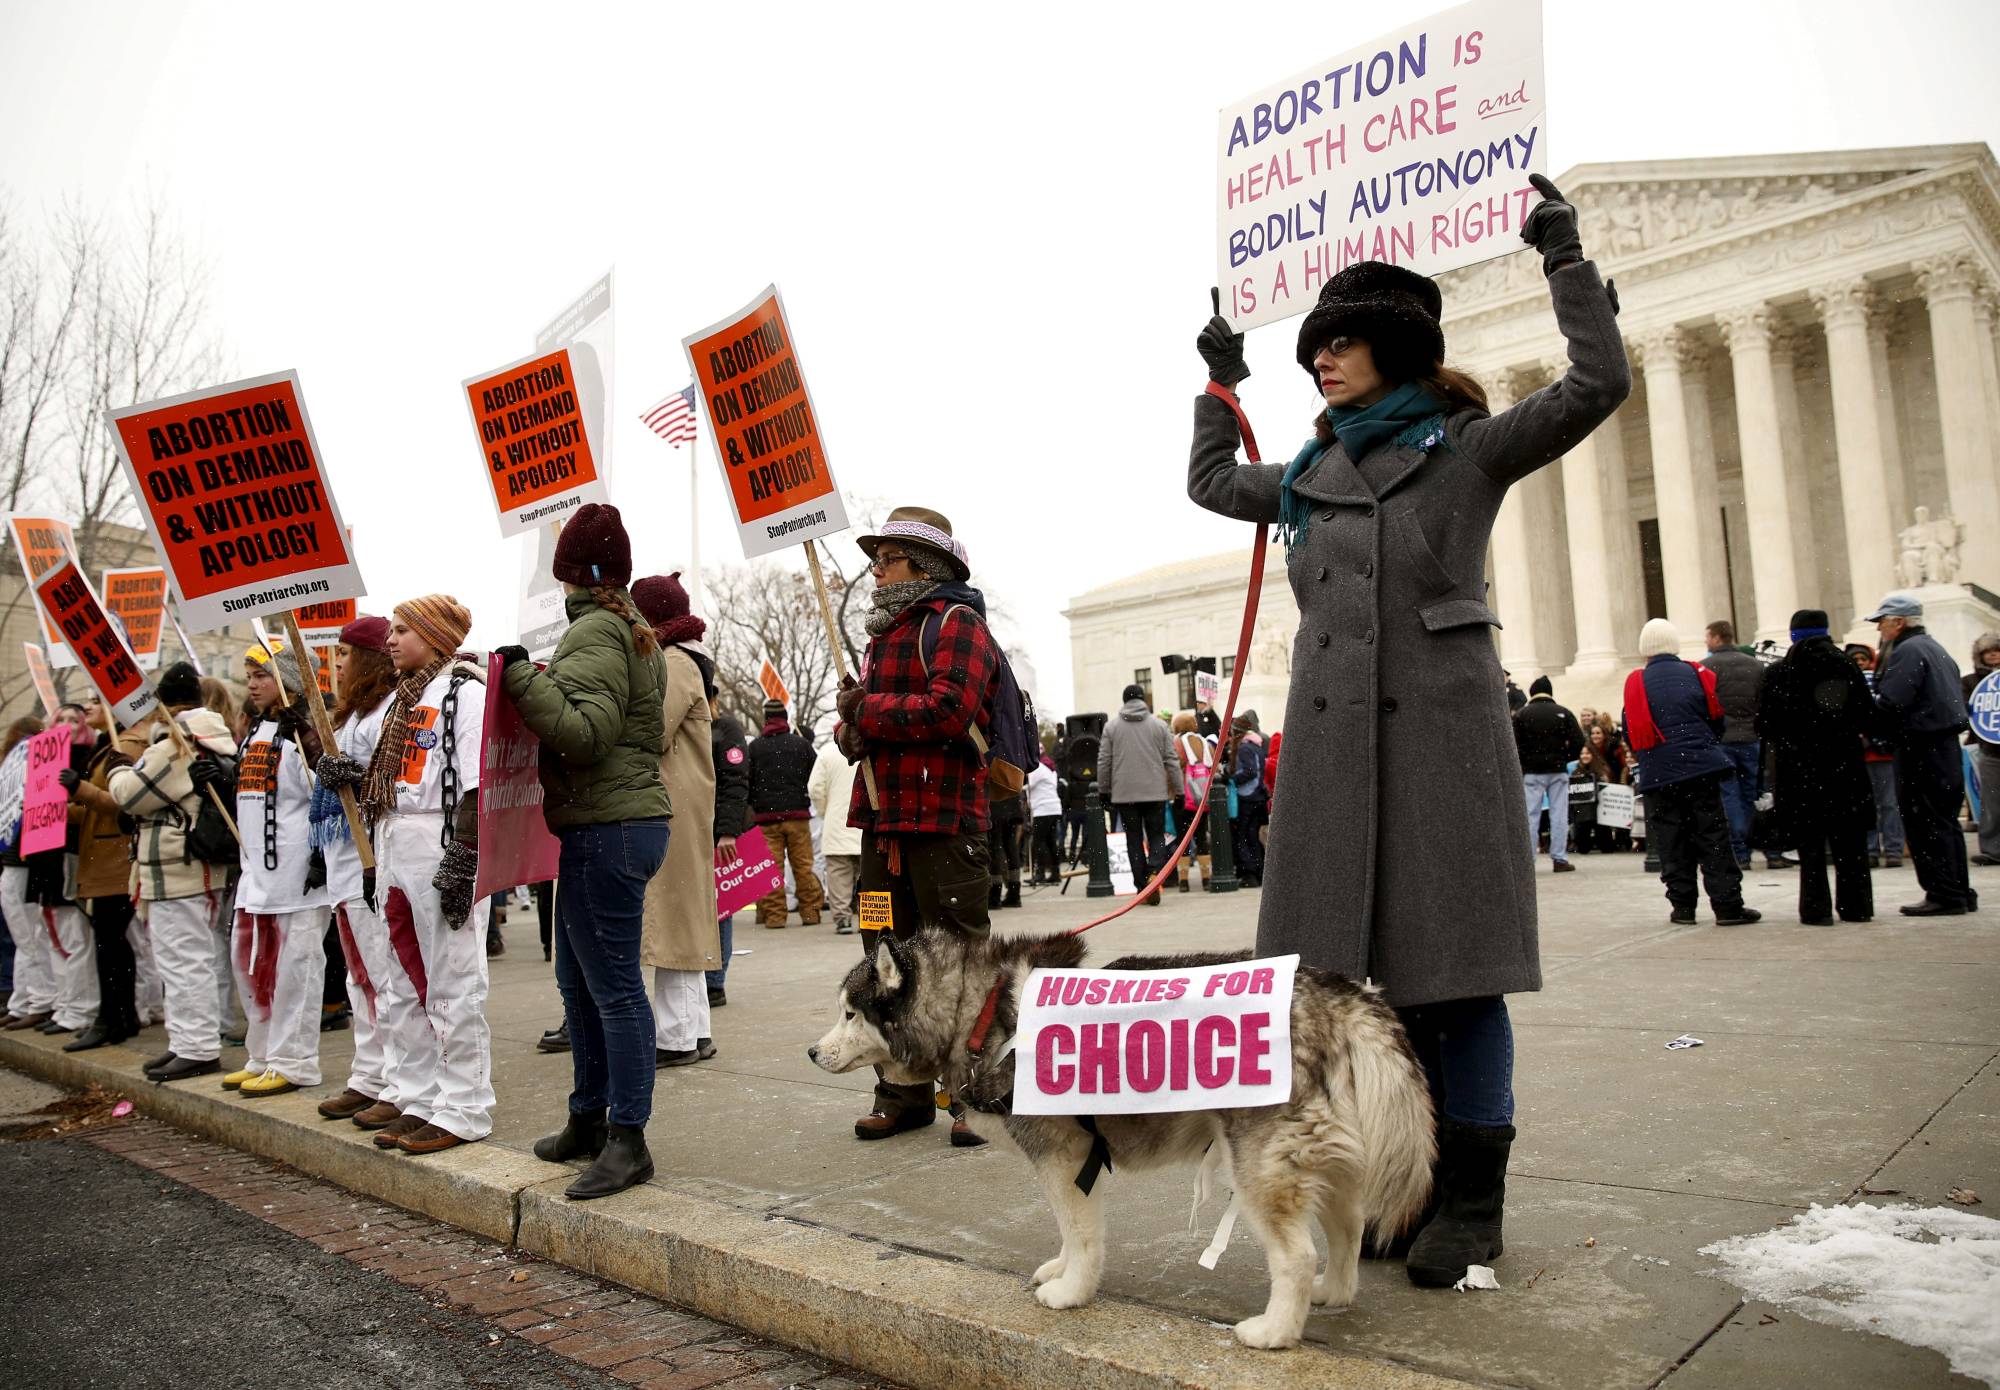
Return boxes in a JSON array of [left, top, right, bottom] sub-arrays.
[[503, 590, 671, 829]]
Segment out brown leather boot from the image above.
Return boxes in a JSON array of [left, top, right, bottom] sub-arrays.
[[317, 1088, 376, 1120], [854, 1106, 935, 1141], [396, 1122, 468, 1154], [351, 1100, 401, 1130], [373, 1113, 426, 1149], [3, 1011, 52, 1031]]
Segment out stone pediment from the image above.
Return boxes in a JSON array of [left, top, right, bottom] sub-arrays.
[[1437, 143, 1996, 311]]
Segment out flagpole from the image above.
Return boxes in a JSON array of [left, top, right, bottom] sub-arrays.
[[688, 419, 702, 612]]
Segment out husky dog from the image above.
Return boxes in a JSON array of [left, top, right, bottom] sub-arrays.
[[808, 930, 1435, 1350]]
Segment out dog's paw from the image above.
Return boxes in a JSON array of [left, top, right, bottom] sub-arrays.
[[1232, 1313, 1302, 1350], [1034, 1276, 1096, 1310], [1032, 1254, 1068, 1287], [1311, 1265, 1357, 1307]]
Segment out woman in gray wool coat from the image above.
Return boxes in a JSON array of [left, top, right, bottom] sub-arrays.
[[1189, 174, 1630, 1289]]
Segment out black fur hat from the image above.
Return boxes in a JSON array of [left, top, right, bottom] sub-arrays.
[[1295, 261, 1445, 384]]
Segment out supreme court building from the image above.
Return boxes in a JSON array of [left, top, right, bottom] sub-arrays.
[[1068, 143, 2000, 719]]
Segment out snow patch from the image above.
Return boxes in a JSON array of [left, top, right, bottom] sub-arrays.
[[1700, 1203, 2000, 1386]]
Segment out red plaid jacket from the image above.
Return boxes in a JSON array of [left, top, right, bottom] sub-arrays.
[[844, 594, 1002, 836]]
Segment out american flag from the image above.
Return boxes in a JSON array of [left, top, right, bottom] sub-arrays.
[[641, 385, 698, 446]]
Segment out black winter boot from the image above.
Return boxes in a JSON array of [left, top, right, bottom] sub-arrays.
[[533, 1107, 607, 1163], [1406, 1118, 1514, 1288], [564, 1122, 654, 1200], [1002, 882, 1022, 909]]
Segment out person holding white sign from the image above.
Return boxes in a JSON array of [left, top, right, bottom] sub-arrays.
[[1188, 177, 1629, 1288]]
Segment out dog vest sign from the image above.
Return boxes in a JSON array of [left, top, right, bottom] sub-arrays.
[[107, 370, 366, 633], [1012, 956, 1298, 1116]]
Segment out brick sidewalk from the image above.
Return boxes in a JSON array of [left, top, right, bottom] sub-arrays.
[[84, 1116, 898, 1390]]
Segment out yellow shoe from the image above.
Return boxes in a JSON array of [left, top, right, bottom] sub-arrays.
[[237, 1070, 300, 1098], [221, 1069, 258, 1090]]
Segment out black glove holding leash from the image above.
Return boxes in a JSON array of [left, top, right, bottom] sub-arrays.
[[1196, 286, 1251, 388]]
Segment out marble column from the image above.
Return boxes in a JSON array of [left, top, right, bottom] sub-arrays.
[[1866, 300, 1912, 530], [1809, 278, 1899, 624], [1485, 372, 1545, 677], [1976, 288, 2000, 462], [1717, 304, 1801, 642], [1636, 327, 1730, 651], [1768, 326, 1820, 603], [1916, 254, 2000, 585], [1557, 379, 1640, 671]]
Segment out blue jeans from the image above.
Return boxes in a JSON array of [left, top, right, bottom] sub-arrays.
[[1865, 760, 1904, 856], [1396, 995, 1515, 1127], [1719, 741, 1762, 861], [554, 818, 670, 1129], [706, 915, 733, 992], [1523, 772, 1570, 862]]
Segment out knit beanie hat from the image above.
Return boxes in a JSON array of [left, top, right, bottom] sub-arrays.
[[763, 698, 787, 723], [552, 503, 632, 588], [156, 661, 202, 708], [1295, 261, 1446, 383], [1789, 608, 1831, 642], [265, 646, 307, 696], [1638, 618, 1680, 658], [339, 614, 391, 654], [1529, 674, 1554, 697], [394, 595, 472, 658]]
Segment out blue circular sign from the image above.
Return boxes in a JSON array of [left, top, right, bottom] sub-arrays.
[[1970, 671, 2000, 744]]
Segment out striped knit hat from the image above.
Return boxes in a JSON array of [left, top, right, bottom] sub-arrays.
[[394, 594, 472, 658]]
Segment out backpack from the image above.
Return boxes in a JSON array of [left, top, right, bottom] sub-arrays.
[[919, 603, 1038, 801], [184, 752, 240, 865], [1177, 731, 1214, 812]]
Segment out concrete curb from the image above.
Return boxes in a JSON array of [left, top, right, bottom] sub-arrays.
[[2, 1031, 1479, 1390]]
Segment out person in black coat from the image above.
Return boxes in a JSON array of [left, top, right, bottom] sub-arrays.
[[747, 700, 823, 927], [1754, 610, 1876, 925], [707, 709, 750, 1006]]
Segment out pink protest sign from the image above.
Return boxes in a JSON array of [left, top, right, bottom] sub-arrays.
[[21, 726, 73, 856], [474, 653, 560, 897], [716, 827, 786, 918], [1011, 954, 1299, 1116]]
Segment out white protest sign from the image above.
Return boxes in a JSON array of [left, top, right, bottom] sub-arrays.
[[1012, 956, 1297, 1116], [1103, 830, 1136, 895], [1195, 670, 1222, 706], [1215, 0, 1547, 330], [1596, 782, 1634, 830], [1970, 671, 2000, 746]]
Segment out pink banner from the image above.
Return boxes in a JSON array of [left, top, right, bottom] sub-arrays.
[[21, 726, 73, 856], [474, 653, 561, 897], [716, 826, 786, 918]]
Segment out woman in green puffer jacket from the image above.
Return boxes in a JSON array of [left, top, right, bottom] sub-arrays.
[[497, 504, 670, 1202]]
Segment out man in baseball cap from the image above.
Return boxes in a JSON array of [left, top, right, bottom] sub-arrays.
[[1866, 592, 1974, 915]]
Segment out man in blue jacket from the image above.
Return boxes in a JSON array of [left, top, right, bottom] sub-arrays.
[[1622, 619, 1762, 926], [1867, 594, 1974, 916]]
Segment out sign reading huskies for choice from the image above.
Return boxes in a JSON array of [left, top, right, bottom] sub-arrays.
[[1012, 955, 1298, 1116], [684, 285, 849, 559], [1215, 0, 1547, 330], [107, 370, 366, 632]]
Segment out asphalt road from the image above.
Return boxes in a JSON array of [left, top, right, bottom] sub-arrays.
[[0, 1137, 631, 1390]]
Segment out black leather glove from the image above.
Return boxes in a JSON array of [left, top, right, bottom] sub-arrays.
[[836, 676, 864, 727], [433, 839, 478, 930], [494, 645, 530, 672], [305, 847, 327, 891], [362, 867, 377, 914], [57, 767, 80, 791], [1520, 173, 1584, 277], [316, 751, 366, 790], [188, 756, 227, 791], [1196, 287, 1250, 387]]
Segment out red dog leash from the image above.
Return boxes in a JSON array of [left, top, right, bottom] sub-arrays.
[[966, 382, 1269, 1055]]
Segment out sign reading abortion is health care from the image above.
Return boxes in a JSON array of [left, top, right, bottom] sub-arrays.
[[1216, 0, 1547, 330], [1970, 672, 2000, 745], [1012, 955, 1297, 1116]]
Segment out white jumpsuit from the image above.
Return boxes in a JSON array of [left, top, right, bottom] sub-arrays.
[[326, 700, 394, 1102], [232, 718, 332, 1085]]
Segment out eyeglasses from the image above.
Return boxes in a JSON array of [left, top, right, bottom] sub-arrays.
[[1317, 336, 1361, 358], [869, 550, 912, 573]]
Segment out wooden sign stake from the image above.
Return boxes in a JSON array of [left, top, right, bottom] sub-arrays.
[[804, 543, 879, 810], [280, 609, 374, 869]]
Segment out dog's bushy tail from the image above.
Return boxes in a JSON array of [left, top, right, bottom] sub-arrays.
[[1351, 1004, 1437, 1240]]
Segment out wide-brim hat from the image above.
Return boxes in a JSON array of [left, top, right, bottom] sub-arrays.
[[1295, 261, 1445, 383], [857, 506, 971, 582]]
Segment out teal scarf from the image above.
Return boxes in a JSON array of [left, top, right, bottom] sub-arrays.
[[1278, 382, 1448, 551]]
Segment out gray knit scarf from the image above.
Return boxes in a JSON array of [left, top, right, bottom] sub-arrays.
[[866, 579, 938, 636]]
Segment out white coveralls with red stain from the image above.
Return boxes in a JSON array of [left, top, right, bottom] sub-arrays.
[[327, 698, 392, 1102], [374, 669, 492, 1141], [233, 718, 332, 1085]]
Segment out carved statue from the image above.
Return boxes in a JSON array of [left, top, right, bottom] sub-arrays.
[[1606, 194, 1646, 255], [1895, 505, 1964, 587], [1254, 624, 1292, 677]]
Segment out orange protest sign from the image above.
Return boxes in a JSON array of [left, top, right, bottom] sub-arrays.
[[5, 514, 78, 666], [294, 598, 358, 648], [757, 658, 790, 706], [21, 642, 57, 717], [683, 286, 849, 558], [107, 370, 365, 632], [314, 646, 334, 699], [33, 561, 156, 727], [463, 347, 608, 538], [100, 566, 168, 671]]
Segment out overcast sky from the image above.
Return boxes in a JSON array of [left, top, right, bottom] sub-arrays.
[[2, 0, 1995, 710]]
